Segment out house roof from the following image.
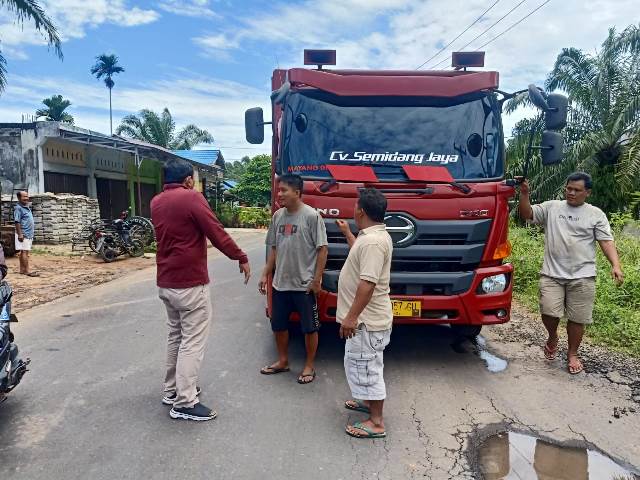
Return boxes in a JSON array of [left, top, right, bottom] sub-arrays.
[[172, 149, 225, 167]]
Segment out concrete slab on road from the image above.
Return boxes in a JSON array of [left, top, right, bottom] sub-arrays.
[[1, 231, 638, 479]]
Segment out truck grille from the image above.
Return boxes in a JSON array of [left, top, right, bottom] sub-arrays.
[[323, 217, 492, 296]]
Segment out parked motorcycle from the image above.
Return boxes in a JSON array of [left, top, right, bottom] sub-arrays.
[[0, 281, 30, 404], [95, 217, 145, 263]]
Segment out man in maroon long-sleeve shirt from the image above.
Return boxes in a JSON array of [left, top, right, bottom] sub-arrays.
[[152, 159, 251, 421]]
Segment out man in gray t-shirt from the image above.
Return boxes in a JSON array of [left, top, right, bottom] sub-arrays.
[[519, 172, 623, 374], [258, 173, 328, 384]]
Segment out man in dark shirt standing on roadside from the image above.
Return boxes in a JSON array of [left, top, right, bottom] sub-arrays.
[[151, 159, 251, 421]]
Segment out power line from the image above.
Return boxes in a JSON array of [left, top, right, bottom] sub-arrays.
[[428, 0, 527, 69], [473, 0, 552, 51], [415, 0, 501, 70]]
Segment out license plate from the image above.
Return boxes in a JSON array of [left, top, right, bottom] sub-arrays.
[[392, 300, 421, 317]]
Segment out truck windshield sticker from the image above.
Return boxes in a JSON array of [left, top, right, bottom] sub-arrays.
[[329, 151, 459, 165]]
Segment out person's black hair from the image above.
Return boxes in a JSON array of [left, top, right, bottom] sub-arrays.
[[566, 172, 593, 190], [16, 191, 23, 200], [279, 173, 304, 196], [163, 159, 194, 184], [358, 188, 387, 223]]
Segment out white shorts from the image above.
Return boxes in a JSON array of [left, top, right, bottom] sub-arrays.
[[344, 325, 391, 401], [15, 234, 33, 251]]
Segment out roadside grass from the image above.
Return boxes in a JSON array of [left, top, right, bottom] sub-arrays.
[[509, 222, 640, 357]]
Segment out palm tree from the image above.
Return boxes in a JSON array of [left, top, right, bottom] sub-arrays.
[[0, 0, 62, 92], [36, 95, 74, 123], [116, 108, 214, 150], [505, 24, 640, 213], [91, 54, 125, 135]]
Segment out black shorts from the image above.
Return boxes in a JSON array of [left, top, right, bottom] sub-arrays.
[[271, 289, 320, 334]]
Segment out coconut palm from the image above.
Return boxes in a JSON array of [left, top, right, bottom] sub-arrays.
[[0, 0, 62, 92], [116, 108, 214, 150], [36, 95, 74, 123], [505, 24, 640, 212], [91, 54, 125, 135]]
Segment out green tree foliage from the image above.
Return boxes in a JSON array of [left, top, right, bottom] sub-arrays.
[[36, 94, 74, 123], [91, 54, 125, 135], [231, 154, 271, 206], [116, 108, 213, 150], [0, 0, 62, 93], [505, 24, 640, 214], [224, 156, 250, 181]]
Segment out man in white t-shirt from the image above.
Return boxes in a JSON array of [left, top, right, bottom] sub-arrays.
[[519, 172, 623, 374]]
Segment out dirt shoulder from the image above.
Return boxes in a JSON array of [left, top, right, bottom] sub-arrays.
[[5, 228, 265, 314], [488, 302, 640, 403]]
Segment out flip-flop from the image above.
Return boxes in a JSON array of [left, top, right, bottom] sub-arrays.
[[297, 370, 316, 384], [346, 421, 386, 439], [26, 272, 40, 277], [568, 356, 584, 375], [543, 342, 558, 360], [260, 365, 290, 375], [345, 399, 370, 413]]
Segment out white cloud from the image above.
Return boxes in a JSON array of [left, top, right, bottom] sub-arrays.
[[206, 0, 638, 135], [0, 1, 159, 58], [0, 73, 271, 160], [159, 0, 218, 18]]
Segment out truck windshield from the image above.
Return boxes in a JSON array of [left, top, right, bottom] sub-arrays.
[[280, 90, 504, 181]]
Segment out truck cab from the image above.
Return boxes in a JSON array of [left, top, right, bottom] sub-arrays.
[[245, 50, 564, 337]]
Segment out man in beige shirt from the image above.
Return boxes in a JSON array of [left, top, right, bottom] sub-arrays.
[[519, 172, 623, 374], [336, 188, 393, 439]]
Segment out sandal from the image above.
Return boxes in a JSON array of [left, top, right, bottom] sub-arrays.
[[26, 272, 40, 277], [346, 421, 386, 439], [568, 355, 584, 375], [297, 369, 316, 384], [543, 341, 558, 360], [345, 399, 370, 413], [260, 365, 290, 375]]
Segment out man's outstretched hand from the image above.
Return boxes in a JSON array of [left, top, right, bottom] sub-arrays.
[[240, 262, 251, 284], [336, 219, 351, 237]]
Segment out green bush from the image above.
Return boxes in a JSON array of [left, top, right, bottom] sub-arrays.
[[509, 222, 640, 356], [237, 207, 270, 228], [214, 203, 241, 228], [214, 203, 270, 228]]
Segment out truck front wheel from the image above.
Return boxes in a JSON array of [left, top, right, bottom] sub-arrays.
[[451, 325, 482, 339]]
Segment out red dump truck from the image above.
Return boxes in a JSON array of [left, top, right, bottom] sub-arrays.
[[245, 50, 567, 337]]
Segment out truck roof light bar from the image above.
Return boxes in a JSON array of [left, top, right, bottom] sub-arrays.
[[304, 49, 337, 70], [452, 51, 485, 70]]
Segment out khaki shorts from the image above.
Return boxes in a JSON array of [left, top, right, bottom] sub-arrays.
[[539, 275, 596, 324]]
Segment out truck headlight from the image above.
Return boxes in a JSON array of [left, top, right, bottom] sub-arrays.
[[480, 274, 507, 294]]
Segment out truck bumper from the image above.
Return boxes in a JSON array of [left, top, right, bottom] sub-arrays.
[[317, 263, 514, 326]]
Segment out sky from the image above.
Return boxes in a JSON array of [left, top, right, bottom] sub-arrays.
[[0, 0, 637, 162]]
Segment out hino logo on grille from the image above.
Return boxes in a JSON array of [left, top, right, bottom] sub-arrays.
[[384, 214, 415, 246]]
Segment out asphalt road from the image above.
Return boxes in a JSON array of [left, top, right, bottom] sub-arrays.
[[1, 231, 638, 479]]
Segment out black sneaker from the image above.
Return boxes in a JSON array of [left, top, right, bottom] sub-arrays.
[[162, 386, 201, 406], [170, 403, 217, 421]]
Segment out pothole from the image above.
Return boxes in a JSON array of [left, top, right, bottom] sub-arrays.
[[477, 431, 639, 479]]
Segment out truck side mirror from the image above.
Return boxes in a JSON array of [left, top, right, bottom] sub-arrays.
[[528, 84, 549, 111], [540, 131, 563, 165], [544, 93, 568, 130], [245, 107, 265, 144]]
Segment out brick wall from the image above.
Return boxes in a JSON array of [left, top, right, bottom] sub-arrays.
[[2, 194, 100, 244]]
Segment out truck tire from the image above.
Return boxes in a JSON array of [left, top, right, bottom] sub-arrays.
[[451, 325, 482, 339]]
